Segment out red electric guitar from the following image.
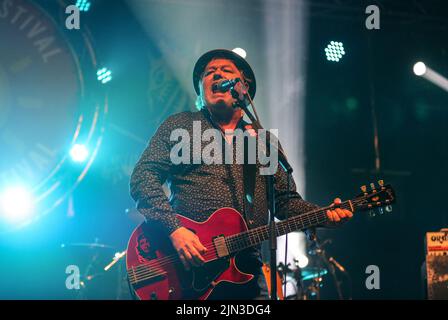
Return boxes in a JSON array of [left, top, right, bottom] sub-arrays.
[[126, 181, 395, 300]]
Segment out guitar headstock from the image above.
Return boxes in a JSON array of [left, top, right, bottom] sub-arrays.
[[354, 180, 396, 217]]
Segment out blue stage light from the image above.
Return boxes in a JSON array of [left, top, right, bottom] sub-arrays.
[[0, 186, 34, 223], [70, 144, 89, 163], [76, 0, 91, 12], [97, 68, 112, 84]]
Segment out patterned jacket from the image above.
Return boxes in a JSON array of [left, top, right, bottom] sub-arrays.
[[130, 108, 320, 236]]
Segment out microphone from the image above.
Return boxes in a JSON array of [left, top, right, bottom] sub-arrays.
[[212, 78, 241, 93]]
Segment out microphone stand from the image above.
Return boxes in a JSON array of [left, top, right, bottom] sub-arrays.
[[231, 85, 293, 300]]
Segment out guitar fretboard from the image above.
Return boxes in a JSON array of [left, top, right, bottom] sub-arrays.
[[224, 201, 354, 254]]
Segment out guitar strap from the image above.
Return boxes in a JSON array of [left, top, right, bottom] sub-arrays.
[[243, 134, 257, 227]]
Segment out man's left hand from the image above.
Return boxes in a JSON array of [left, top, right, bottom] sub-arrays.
[[326, 198, 353, 225]]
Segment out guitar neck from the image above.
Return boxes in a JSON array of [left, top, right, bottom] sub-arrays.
[[225, 200, 355, 255]]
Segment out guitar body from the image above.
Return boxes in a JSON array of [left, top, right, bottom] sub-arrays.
[[126, 207, 254, 300]]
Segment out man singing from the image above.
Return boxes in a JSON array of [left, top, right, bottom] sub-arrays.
[[130, 49, 353, 299]]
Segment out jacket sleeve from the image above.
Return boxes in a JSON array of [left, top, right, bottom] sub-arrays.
[[129, 116, 182, 235], [268, 135, 322, 221], [274, 167, 321, 221]]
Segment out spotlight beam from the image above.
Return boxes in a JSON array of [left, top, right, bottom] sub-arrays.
[[414, 62, 448, 93]]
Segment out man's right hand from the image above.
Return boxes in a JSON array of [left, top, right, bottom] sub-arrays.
[[169, 227, 207, 271]]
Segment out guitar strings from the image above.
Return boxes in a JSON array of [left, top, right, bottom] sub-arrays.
[[129, 199, 366, 283]]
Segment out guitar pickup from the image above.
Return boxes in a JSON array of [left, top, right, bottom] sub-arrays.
[[212, 235, 229, 258]]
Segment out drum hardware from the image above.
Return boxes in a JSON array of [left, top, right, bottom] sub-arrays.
[[61, 240, 131, 299], [307, 231, 351, 300], [278, 261, 328, 300], [104, 250, 126, 271]]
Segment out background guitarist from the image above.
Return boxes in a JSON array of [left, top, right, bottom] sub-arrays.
[[130, 49, 353, 299]]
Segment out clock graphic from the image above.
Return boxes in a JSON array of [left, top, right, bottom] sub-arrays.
[[0, 0, 107, 233]]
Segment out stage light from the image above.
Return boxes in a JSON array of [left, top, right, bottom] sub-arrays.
[[97, 68, 112, 84], [413, 62, 427, 76], [325, 41, 345, 62], [76, 0, 91, 12], [296, 255, 309, 268], [232, 48, 247, 59], [70, 144, 89, 163], [0, 186, 34, 223], [412, 62, 448, 92]]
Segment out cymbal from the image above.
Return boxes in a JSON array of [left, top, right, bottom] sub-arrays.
[[60, 242, 115, 250]]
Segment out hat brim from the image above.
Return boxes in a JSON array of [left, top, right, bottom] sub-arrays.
[[193, 49, 256, 100]]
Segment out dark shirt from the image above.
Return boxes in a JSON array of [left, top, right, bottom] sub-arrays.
[[130, 108, 320, 235]]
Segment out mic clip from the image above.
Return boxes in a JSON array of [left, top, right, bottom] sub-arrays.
[[230, 81, 249, 107]]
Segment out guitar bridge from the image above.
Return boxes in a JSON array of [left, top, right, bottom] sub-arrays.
[[213, 235, 229, 258]]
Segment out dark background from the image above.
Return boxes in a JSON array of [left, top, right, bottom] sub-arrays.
[[305, 0, 448, 299]]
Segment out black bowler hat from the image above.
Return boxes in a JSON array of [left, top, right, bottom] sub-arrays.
[[192, 49, 256, 100]]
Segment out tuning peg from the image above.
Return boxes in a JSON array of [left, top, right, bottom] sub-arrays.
[[378, 180, 384, 187], [368, 210, 376, 218], [385, 205, 393, 213], [378, 207, 384, 215], [361, 185, 367, 193], [370, 183, 376, 191]]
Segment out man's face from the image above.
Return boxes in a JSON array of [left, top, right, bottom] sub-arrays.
[[199, 58, 244, 119]]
